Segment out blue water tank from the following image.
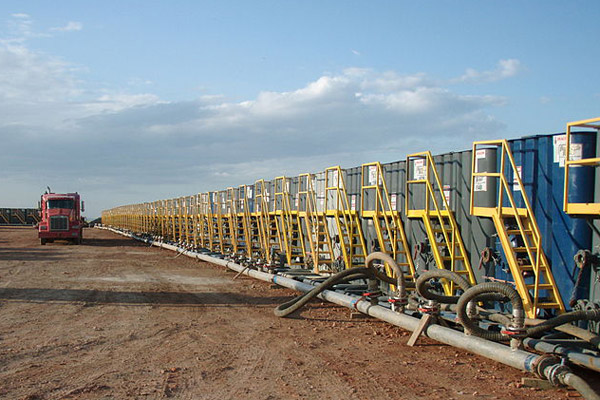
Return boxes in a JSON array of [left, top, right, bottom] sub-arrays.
[[505, 132, 596, 309]]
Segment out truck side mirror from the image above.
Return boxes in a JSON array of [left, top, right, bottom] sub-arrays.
[[81, 201, 85, 212]]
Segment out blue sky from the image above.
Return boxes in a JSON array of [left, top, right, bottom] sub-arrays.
[[0, 1, 598, 217]]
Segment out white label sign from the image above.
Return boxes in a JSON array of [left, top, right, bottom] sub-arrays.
[[554, 135, 584, 167], [443, 185, 451, 206], [513, 166, 522, 191], [333, 170, 339, 187], [413, 159, 426, 180], [475, 149, 486, 173], [368, 165, 377, 185], [474, 176, 487, 192], [391, 194, 397, 211], [351, 195, 357, 211]]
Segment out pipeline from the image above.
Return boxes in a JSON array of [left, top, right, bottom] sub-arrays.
[[97, 226, 600, 399]]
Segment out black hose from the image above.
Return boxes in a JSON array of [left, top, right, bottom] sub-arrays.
[[525, 309, 600, 338], [456, 282, 525, 341], [274, 268, 377, 317], [415, 269, 472, 304], [365, 252, 407, 299], [457, 283, 600, 341]]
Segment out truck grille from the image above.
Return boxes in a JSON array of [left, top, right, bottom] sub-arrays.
[[50, 216, 68, 231]]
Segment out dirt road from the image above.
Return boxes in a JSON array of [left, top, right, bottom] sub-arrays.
[[0, 226, 578, 399]]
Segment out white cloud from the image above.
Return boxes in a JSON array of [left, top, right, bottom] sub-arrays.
[[454, 59, 523, 84], [51, 21, 83, 32], [0, 17, 515, 216], [83, 93, 164, 113]]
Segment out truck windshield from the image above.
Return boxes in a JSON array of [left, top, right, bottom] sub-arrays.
[[47, 199, 75, 209]]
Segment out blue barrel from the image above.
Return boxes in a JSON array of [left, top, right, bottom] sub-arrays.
[[504, 132, 596, 310]]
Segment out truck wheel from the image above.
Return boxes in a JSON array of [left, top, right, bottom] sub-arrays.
[[40, 238, 46, 245]]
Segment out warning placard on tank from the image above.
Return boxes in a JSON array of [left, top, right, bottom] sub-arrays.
[[554, 134, 583, 167], [413, 159, 426, 180], [474, 176, 487, 192]]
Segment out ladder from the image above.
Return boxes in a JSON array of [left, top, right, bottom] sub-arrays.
[[13, 209, 26, 225], [471, 140, 566, 318], [325, 166, 367, 270], [360, 162, 416, 285], [159, 200, 167, 240], [255, 180, 280, 264], [228, 187, 245, 256], [190, 196, 199, 249], [239, 185, 261, 260], [181, 197, 191, 246], [0, 210, 9, 224], [208, 192, 221, 252], [198, 193, 211, 249], [165, 199, 174, 242], [216, 191, 233, 254], [406, 152, 476, 295], [274, 177, 306, 266], [298, 173, 335, 273], [173, 198, 181, 243]]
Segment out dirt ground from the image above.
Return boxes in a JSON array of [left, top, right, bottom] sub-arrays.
[[0, 226, 589, 399]]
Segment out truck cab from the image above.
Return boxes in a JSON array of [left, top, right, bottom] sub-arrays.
[[38, 192, 84, 245]]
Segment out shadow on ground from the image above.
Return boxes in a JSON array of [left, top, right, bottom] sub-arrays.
[[81, 236, 147, 248], [0, 287, 292, 307], [0, 248, 66, 261]]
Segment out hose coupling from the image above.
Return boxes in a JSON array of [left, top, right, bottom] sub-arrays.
[[418, 300, 440, 315], [388, 296, 408, 312], [364, 291, 382, 305], [532, 354, 561, 379], [500, 323, 527, 337], [545, 362, 571, 387]]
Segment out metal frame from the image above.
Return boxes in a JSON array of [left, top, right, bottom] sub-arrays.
[[564, 117, 600, 215]]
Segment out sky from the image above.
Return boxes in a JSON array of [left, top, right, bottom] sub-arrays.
[[0, 1, 598, 218]]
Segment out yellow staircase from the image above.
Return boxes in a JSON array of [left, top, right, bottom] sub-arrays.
[[166, 199, 176, 242], [216, 191, 234, 254], [325, 166, 367, 270], [274, 177, 307, 266], [190, 195, 199, 249], [471, 140, 566, 318], [298, 173, 335, 272], [208, 192, 221, 252], [228, 187, 246, 256], [239, 184, 261, 260], [198, 193, 211, 249], [254, 180, 280, 264], [361, 162, 416, 284], [406, 152, 476, 295]]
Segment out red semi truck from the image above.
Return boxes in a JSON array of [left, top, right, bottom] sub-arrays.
[[38, 192, 84, 245]]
